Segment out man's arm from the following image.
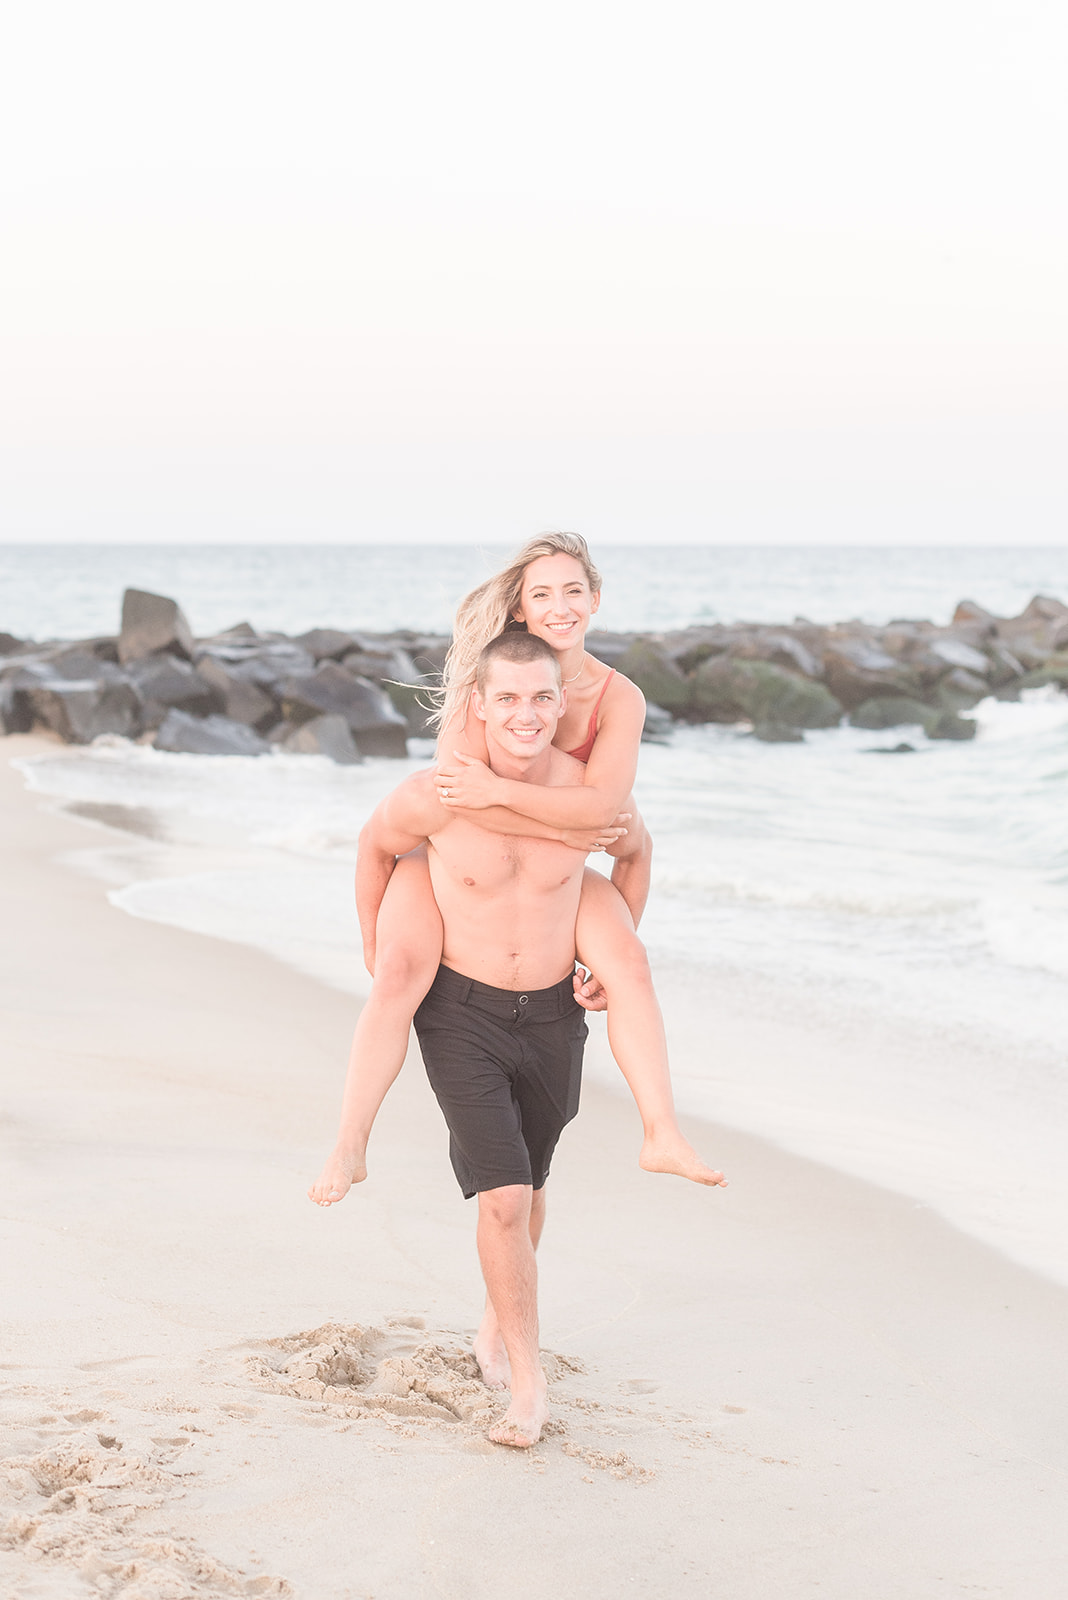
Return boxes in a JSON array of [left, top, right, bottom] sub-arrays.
[[355, 773, 447, 973]]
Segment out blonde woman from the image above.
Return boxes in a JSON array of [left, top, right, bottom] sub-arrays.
[[310, 534, 724, 1207]]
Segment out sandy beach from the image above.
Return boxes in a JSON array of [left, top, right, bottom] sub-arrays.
[[3, 731, 1067, 1600]]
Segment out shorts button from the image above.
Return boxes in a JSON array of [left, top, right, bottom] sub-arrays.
[[518, 994, 528, 1005]]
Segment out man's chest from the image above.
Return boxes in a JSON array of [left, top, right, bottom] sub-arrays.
[[430, 823, 580, 897]]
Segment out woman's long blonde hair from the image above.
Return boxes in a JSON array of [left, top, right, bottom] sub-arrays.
[[430, 532, 602, 733]]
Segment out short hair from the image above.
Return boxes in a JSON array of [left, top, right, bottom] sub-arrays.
[[475, 631, 562, 696]]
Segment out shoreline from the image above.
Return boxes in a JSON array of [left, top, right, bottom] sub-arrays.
[[3, 731, 1068, 1597]]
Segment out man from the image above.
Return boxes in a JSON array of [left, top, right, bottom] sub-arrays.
[[312, 631, 624, 1447]]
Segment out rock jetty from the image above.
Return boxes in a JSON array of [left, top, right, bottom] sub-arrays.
[[2, 587, 1067, 758]]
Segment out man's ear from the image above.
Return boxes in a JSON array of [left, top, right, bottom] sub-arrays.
[[471, 688, 487, 722], [558, 686, 567, 717]]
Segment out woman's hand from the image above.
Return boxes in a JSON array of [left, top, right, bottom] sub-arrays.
[[435, 751, 504, 810], [559, 814, 630, 853]]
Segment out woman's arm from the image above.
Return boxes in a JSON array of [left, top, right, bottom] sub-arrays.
[[436, 676, 647, 830]]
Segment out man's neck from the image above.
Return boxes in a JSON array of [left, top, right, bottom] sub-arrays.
[[486, 746, 554, 785]]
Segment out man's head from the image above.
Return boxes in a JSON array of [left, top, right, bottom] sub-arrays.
[[472, 632, 565, 766]]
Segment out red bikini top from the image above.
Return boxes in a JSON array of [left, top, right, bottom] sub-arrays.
[[564, 670, 616, 763]]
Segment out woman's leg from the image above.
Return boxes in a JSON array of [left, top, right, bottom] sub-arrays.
[[576, 869, 726, 1187], [308, 848, 442, 1205]]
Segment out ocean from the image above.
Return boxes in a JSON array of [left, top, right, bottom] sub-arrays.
[[7, 542, 1068, 1288]]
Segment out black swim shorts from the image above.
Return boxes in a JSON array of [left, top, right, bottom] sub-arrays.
[[413, 965, 588, 1199]]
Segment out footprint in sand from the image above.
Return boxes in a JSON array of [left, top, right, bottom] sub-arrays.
[[244, 1319, 589, 1432], [0, 1433, 292, 1596]]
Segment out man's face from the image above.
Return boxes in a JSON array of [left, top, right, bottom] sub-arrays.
[[472, 658, 565, 762]]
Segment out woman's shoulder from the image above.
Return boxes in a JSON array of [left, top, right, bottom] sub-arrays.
[[598, 664, 645, 716]]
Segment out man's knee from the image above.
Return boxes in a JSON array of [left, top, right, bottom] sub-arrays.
[[477, 1184, 532, 1231]]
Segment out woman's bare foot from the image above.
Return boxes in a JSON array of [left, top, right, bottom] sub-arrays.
[[486, 1384, 549, 1449], [307, 1147, 367, 1206], [639, 1131, 728, 1187], [473, 1311, 512, 1390]]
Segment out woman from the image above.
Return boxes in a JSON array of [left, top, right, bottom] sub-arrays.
[[309, 534, 724, 1206]]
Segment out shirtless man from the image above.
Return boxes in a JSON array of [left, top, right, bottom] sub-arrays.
[[309, 630, 725, 1447]]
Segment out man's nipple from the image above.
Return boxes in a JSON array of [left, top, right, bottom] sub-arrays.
[[463, 877, 476, 886]]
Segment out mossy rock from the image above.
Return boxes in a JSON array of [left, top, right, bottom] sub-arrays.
[[614, 639, 693, 713], [1014, 654, 1068, 692], [694, 656, 841, 729], [849, 696, 936, 730], [926, 710, 977, 741], [752, 720, 805, 743]]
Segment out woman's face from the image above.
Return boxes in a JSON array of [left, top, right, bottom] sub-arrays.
[[513, 553, 600, 652]]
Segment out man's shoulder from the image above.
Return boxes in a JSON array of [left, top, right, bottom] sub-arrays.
[[377, 766, 441, 828], [544, 747, 587, 786]]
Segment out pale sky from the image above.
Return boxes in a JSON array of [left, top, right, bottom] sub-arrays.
[[1, 0, 1065, 545]]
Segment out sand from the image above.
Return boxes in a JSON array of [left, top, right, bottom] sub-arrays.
[[2, 731, 1067, 1600]]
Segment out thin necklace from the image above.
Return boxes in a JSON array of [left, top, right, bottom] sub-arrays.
[[563, 653, 587, 684]]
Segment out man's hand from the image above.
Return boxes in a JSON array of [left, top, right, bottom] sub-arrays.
[[573, 966, 608, 1012], [435, 751, 502, 809]]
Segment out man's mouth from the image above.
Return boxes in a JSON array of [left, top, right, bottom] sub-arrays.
[[507, 725, 542, 740]]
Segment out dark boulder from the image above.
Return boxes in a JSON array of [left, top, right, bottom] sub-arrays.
[[340, 647, 433, 736], [43, 646, 119, 682], [935, 667, 990, 711], [118, 588, 195, 665], [849, 696, 935, 731], [403, 635, 451, 678], [613, 639, 693, 713], [0, 632, 23, 655], [586, 632, 644, 670], [926, 710, 978, 741], [821, 635, 921, 709], [154, 710, 269, 756], [212, 641, 315, 693], [294, 627, 358, 661], [126, 654, 220, 728], [727, 628, 823, 680], [0, 677, 34, 733], [952, 599, 999, 637], [282, 662, 409, 757], [282, 714, 362, 764], [195, 655, 278, 731], [1014, 653, 1068, 692], [694, 657, 842, 729], [752, 721, 805, 743], [641, 703, 673, 744], [925, 637, 991, 678], [662, 625, 733, 674], [340, 645, 419, 683], [996, 595, 1068, 669], [27, 674, 142, 743]]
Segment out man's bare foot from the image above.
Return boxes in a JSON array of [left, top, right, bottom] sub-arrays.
[[307, 1147, 367, 1206], [639, 1131, 728, 1187], [473, 1316, 512, 1390], [486, 1387, 550, 1449]]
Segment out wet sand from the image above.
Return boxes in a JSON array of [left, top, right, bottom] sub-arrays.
[[2, 732, 1067, 1600]]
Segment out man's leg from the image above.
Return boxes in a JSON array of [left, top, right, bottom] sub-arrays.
[[474, 1184, 546, 1389], [476, 1183, 549, 1448]]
